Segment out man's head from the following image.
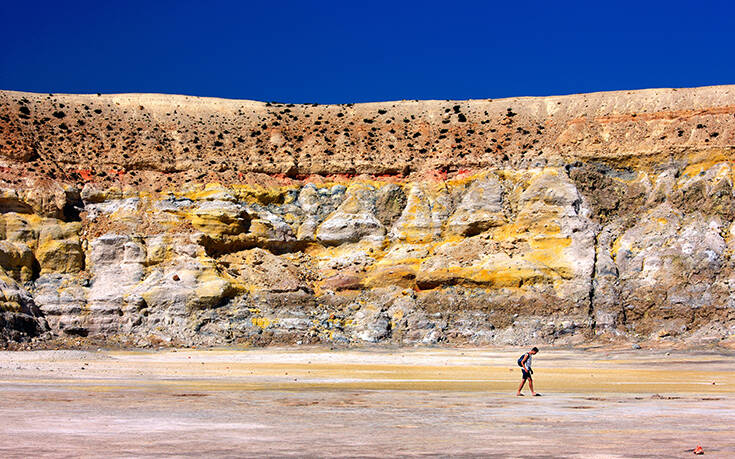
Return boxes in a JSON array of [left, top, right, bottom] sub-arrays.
[[530, 347, 539, 354]]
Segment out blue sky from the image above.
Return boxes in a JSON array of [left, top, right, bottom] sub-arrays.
[[1, 0, 733, 103]]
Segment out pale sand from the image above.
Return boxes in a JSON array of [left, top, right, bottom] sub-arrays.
[[0, 348, 733, 457]]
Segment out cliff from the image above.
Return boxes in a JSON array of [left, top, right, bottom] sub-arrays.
[[1, 86, 734, 347]]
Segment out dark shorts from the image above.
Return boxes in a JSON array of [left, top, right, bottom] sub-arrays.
[[522, 370, 532, 380]]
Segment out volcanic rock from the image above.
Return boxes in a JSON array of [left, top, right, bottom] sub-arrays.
[[0, 86, 734, 346]]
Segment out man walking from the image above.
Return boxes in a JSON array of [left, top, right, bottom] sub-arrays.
[[516, 347, 540, 396]]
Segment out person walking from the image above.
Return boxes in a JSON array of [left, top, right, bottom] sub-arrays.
[[516, 347, 540, 396]]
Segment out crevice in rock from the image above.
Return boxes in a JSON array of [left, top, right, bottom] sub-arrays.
[[588, 229, 599, 334], [198, 234, 311, 258], [564, 161, 600, 336], [62, 191, 84, 222]]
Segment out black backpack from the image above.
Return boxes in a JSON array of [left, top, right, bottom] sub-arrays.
[[517, 353, 527, 367]]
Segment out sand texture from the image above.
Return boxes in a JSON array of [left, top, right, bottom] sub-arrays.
[[1, 348, 733, 457]]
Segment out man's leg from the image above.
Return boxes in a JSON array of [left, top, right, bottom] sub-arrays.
[[516, 376, 527, 395], [528, 377, 536, 396]]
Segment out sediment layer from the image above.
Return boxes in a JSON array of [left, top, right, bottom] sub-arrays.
[[1, 86, 734, 346]]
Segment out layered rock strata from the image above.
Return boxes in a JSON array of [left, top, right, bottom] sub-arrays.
[[1, 86, 734, 346]]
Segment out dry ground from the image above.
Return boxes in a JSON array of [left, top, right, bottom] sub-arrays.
[[0, 347, 733, 458]]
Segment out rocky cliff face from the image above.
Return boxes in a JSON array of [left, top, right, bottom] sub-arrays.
[[1, 86, 734, 347]]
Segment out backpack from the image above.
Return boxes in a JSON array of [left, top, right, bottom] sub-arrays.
[[517, 353, 527, 367]]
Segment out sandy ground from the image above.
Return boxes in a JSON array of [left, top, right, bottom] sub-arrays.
[[0, 347, 733, 458]]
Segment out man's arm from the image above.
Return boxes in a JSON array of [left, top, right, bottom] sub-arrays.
[[521, 354, 530, 372]]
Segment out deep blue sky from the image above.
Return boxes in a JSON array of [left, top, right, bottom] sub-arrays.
[[2, 1, 734, 104]]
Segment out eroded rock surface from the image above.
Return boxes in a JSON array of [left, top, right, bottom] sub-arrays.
[[1, 86, 734, 346]]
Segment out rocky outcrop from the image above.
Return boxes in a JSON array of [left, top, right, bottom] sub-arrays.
[[0, 273, 48, 343], [1, 86, 734, 347]]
